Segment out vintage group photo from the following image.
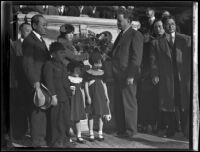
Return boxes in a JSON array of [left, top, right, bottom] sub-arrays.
[[2, 1, 199, 150]]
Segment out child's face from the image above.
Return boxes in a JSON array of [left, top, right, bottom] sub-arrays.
[[65, 32, 74, 42], [93, 60, 102, 69], [52, 50, 66, 62], [73, 67, 81, 77]]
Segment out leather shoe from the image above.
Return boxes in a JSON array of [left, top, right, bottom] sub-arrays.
[[77, 137, 86, 144]]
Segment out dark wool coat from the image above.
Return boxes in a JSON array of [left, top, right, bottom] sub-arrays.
[[150, 32, 191, 112]]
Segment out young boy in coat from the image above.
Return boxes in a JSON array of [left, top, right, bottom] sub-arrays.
[[43, 42, 75, 148]]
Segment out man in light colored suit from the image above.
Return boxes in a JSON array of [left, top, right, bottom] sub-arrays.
[[111, 9, 143, 138]]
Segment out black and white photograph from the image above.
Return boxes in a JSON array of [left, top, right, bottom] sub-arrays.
[[1, 1, 199, 151]]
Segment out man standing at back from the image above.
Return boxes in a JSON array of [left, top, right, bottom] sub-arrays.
[[111, 8, 143, 138], [10, 22, 32, 141], [22, 14, 51, 147]]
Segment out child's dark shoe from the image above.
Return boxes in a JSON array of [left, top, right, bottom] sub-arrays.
[[89, 134, 95, 142], [77, 137, 86, 144], [97, 134, 104, 141]]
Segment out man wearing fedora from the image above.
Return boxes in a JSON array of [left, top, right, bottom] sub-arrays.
[[22, 14, 51, 147]]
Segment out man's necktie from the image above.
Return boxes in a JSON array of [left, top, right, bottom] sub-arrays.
[[40, 36, 47, 47], [169, 34, 175, 47]]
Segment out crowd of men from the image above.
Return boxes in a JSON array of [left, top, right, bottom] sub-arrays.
[[6, 6, 191, 148]]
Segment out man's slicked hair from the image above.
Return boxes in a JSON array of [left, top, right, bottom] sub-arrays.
[[19, 22, 31, 31], [162, 15, 176, 25], [31, 14, 44, 30], [117, 7, 133, 22]]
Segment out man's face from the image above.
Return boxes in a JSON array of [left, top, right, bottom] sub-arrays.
[[154, 21, 165, 36], [117, 14, 129, 31], [21, 24, 32, 38], [164, 18, 176, 34], [162, 11, 170, 18], [34, 17, 47, 36], [146, 10, 154, 18]]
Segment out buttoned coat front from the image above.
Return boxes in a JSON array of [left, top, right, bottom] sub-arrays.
[[112, 27, 144, 80]]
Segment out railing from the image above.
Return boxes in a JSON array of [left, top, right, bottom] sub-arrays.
[[17, 13, 119, 48]]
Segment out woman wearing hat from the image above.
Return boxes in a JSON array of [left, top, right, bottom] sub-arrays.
[[57, 24, 89, 67]]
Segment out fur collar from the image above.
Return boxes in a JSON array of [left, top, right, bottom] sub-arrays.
[[86, 69, 104, 76], [68, 76, 83, 83]]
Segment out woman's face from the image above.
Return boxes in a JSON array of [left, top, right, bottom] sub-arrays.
[[154, 21, 165, 36], [65, 32, 74, 42]]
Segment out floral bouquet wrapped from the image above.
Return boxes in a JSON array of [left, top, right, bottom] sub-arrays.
[[73, 30, 113, 57]]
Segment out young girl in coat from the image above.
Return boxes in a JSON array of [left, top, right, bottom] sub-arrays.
[[84, 50, 111, 141], [67, 61, 87, 144]]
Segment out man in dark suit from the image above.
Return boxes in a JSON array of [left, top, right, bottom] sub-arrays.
[[22, 14, 51, 147], [111, 9, 143, 138], [150, 15, 191, 137], [10, 22, 32, 140]]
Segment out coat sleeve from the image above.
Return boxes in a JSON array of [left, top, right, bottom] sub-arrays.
[[43, 61, 56, 96], [126, 31, 144, 79], [22, 39, 40, 86], [64, 47, 87, 61], [149, 40, 159, 78]]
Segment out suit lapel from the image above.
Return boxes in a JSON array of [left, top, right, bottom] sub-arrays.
[[112, 27, 132, 56], [112, 31, 122, 56], [30, 32, 48, 51]]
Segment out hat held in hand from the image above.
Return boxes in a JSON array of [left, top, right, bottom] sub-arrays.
[[33, 84, 52, 110]]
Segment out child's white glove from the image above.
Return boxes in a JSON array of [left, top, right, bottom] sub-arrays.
[[103, 114, 112, 122], [70, 86, 76, 95], [51, 95, 58, 106]]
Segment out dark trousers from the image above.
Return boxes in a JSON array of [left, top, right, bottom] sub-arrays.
[[25, 89, 48, 145], [50, 101, 70, 144], [31, 106, 47, 144], [114, 79, 138, 135], [10, 88, 31, 139], [157, 111, 176, 135]]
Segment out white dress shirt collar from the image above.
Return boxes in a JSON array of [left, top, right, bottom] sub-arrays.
[[32, 30, 42, 41], [171, 32, 175, 38], [20, 38, 24, 43], [123, 25, 131, 34]]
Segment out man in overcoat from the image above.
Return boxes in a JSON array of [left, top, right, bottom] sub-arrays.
[[150, 15, 191, 137], [111, 9, 143, 138], [10, 22, 32, 140], [22, 14, 51, 146]]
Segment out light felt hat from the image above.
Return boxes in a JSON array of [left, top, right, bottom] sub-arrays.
[[33, 84, 52, 110]]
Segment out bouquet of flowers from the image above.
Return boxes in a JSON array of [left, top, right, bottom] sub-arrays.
[[73, 30, 113, 56]]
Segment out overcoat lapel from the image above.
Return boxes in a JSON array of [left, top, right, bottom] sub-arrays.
[[159, 35, 172, 59]]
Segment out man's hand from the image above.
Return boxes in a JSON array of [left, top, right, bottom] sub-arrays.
[[87, 96, 92, 105], [152, 76, 159, 85], [127, 77, 134, 85], [51, 95, 58, 106], [34, 82, 40, 90]]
